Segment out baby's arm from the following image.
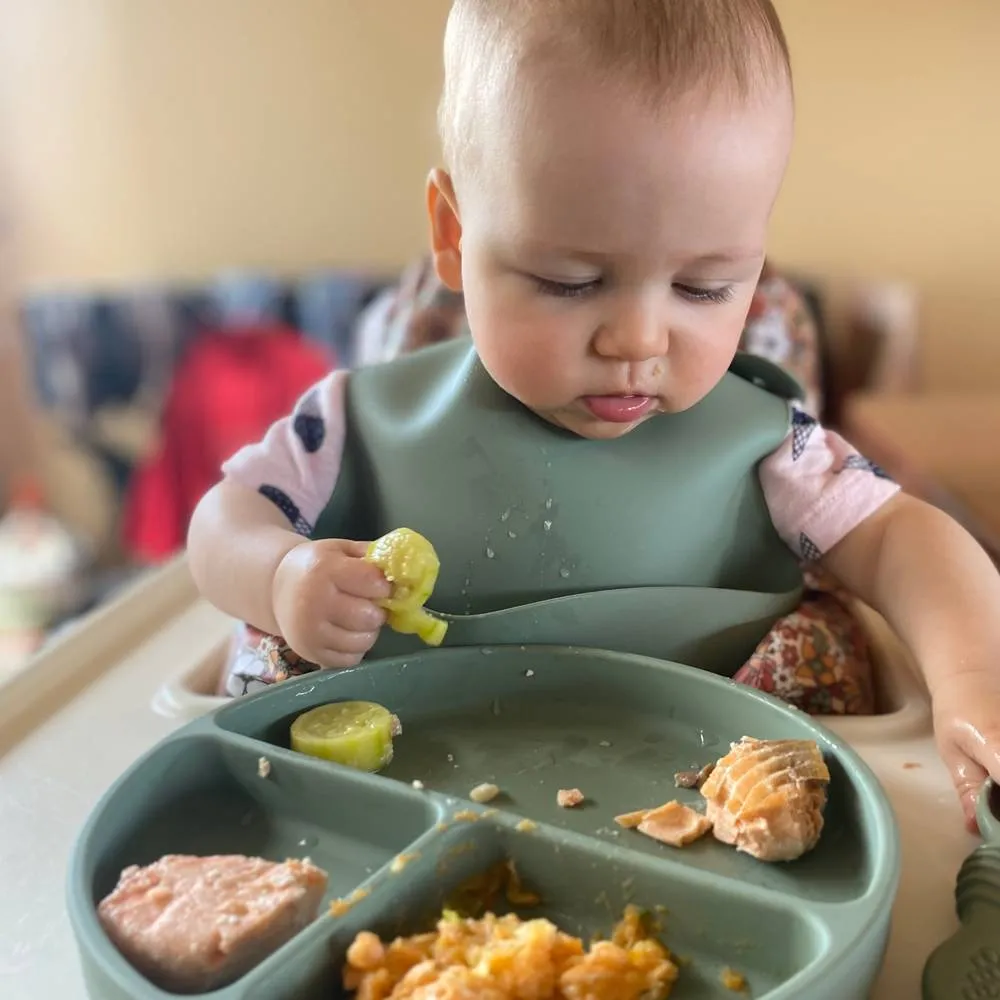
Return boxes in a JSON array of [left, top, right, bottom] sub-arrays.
[[823, 493, 1000, 826], [761, 407, 1000, 827], [187, 371, 389, 666], [188, 480, 312, 635]]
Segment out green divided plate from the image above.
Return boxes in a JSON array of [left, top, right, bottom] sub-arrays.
[[67, 645, 900, 999]]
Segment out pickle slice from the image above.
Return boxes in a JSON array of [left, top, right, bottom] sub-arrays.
[[290, 701, 399, 772], [365, 528, 448, 647]]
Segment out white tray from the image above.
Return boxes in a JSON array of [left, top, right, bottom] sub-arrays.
[[0, 560, 977, 999]]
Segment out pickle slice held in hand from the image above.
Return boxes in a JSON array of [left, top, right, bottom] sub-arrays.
[[365, 527, 448, 646], [290, 701, 400, 772]]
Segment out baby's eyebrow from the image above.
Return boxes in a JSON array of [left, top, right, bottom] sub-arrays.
[[687, 249, 765, 265]]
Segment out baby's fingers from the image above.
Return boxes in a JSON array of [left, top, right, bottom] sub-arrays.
[[336, 555, 393, 602], [942, 718, 1000, 834], [950, 753, 987, 835]]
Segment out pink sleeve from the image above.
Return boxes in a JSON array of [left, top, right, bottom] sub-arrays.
[[221, 370, 348, 536], [760, 406, 901, 562]]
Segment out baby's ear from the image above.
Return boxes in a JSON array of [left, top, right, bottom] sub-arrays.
[[426, 169, 463, 291]]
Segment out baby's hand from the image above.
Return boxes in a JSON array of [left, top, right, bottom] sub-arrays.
[[271, 539, 391, 669], [932, 668, 1000, 834]]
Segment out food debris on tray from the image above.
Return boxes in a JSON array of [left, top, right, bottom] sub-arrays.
[[557, 787, 585, 808], [636, 802, 713, 847], [614, 809, 650, 830], [257, 756, 271, 779], [97, 854, 327, 994], [330, 887, 371, 918], [442, 859, 542, 916], [721, 966, 749, 992], [342, 902, 679, 999], [673, 762, 715, 789], [390, 852, 421, 874], [470, 782, 501, 804]]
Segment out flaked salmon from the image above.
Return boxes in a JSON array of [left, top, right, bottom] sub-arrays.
[[700, 737, 830, 861], [636, 801, 713, 847]]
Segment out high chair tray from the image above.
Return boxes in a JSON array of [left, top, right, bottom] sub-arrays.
[[67, 645, 900, 1000]]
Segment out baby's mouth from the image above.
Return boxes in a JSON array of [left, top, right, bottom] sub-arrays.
[[581, 395, 657, 422]]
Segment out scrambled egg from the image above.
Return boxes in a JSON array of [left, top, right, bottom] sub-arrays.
[[343, 904, 679, 1000]]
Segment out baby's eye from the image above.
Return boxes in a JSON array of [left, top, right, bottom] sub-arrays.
[[532, 275, 602, 299], [673, 284, 735, 304]]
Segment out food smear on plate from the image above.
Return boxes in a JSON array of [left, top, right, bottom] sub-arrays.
[[444, 859, 542, 916], [635, 801, 713, 847], [721, 966, 749, 991], [97, 854, 327, 994], [700, 736, 830, 862], [390, 852, 421, 874], [342, 903, 679, 999], [330, 888, 371, 918], [290, 701, 400, 772], [365, 527, 448, 646], [557, 787, 585, 808]]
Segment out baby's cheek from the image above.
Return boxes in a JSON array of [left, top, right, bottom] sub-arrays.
[[673, 325, 743, 402], [485, 338, 547, 402]]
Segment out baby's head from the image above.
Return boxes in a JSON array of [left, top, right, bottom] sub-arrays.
[[428, 0, 794, 439]]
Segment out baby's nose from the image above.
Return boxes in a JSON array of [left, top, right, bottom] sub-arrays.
[[593, 297, 669, 362]]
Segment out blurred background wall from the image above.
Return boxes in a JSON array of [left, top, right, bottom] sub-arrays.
[[0, 0, 997, 390]]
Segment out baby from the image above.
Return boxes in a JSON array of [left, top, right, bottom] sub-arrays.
[[188, 0, 1000, 831]]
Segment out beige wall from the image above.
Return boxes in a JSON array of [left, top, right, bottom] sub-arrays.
[[0, 0, 451, 282], [1, 0, 998, 389], [770, 0, 1000, 390]]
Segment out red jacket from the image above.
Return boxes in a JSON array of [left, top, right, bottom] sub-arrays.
[[123, 323, 332, 563]]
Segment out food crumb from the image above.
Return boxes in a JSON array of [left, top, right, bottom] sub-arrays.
[[598, 740, 612, 748], [447, 753, 455, 763], [389, 852, 420, 874], [903, 762, 922, 770], [329, 888, 370, 917], [525, 669, 535, 677], [557, 788, 585, 808], [257, 756, 271, 779], [674, 762, 715, 789], [515, 818, 538, 833], [469, 782, 501, 804], [453, 809, 479, 822], [721, 966, 748, 991], [411, 779, 426, 790]]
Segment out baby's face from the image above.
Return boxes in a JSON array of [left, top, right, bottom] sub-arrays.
[[433, 70, 793, 440]]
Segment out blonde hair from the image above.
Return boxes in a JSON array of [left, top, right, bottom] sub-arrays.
[[438, 0, 791, 174]]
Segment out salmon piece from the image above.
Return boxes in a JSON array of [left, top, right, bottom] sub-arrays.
[[636, 801, 713, 847], [97, 854, 327, 993], [700, 737, 830, 862], [614, 809, 650, 830], [557, 788, 585, 808]]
